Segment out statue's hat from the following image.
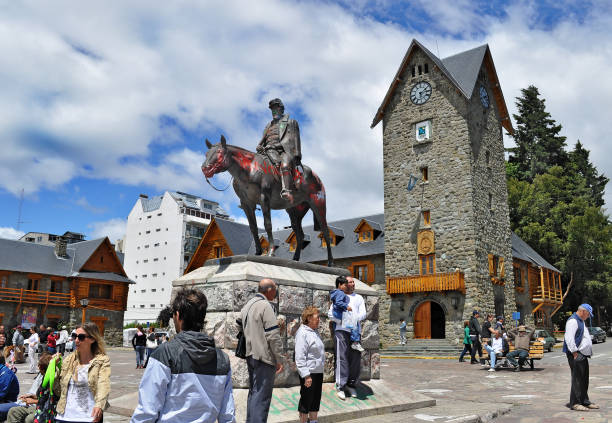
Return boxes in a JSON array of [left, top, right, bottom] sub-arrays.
[[269, 98, 284, 109]]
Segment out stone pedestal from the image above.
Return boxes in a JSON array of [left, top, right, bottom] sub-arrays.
[[172, 255, 380, 388]]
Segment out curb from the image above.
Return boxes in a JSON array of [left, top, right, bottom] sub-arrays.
[[381, 355, 456, 359]]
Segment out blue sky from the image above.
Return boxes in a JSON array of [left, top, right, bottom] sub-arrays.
[[1, 0, 611, 242]]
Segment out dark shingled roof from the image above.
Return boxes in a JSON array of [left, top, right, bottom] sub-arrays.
[[441, 44, 488, 100], [0, 237, 133, 283], [248, 213, 385, 262], [215, 218, 263, 255], [511, 232, 560, 273]]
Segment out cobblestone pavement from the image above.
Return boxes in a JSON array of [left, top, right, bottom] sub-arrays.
[[12, 341, 612, 422]]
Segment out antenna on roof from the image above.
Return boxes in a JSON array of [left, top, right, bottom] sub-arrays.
[[435, 40, 440, 58], [16, 188, 26, 231]]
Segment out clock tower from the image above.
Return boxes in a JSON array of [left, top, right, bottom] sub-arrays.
[[372, 40, 518, 342]]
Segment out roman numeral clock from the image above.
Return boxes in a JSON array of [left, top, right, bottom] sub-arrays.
[[410, 81, 432, 105]]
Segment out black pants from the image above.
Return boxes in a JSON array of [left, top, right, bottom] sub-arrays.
[[566, 352, 591, 408], [459, 343, 472, 361], [298, 373, 323, 414], [470, 337, 482, 362], [246, 356, 276, 423]]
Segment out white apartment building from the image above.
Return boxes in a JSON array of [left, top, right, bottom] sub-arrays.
[[123, 191, 228, 323]]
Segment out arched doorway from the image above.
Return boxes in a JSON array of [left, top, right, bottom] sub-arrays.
[[414, 301, 446, 339]]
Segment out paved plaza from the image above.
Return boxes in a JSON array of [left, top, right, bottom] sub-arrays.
[[11, 340, 612, 422]]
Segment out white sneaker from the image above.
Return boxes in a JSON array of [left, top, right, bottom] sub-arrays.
[[336, 389, 346, 400], [351, 342, 365, 352], [488, 368, 496, 372]]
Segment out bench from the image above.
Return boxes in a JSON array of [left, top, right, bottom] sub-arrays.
[[481, 340, 544, 370]]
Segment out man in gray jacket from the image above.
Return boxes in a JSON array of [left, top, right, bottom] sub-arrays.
[[240, 278, 284, 423]]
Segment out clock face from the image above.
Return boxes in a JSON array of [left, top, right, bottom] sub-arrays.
[[479, 85, 489, 108], [410, 82, 432, 105]]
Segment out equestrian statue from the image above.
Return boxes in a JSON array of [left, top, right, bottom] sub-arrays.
[[201, 98, 334, 266]]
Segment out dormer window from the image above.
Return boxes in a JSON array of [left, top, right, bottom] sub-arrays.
[[285, 232, 310, 252], [319, 226, 344, 248], [321, 234, 336, 248], [354, 219, 382, 243], [259, 236, 270, 255]]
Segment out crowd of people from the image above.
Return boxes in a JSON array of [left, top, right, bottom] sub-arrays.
[[131, 275, 367, 423]]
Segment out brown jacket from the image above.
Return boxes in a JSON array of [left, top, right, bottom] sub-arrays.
[[56, 352, 111, 414], [508, 327, 535, 351], [240, 294, 284, 366]]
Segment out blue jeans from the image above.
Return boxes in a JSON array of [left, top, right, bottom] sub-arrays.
[[134, 346, 146, 367], [506, 349, 529, 367], [0, 402, 19, 420], [484, 345, 499, 368]]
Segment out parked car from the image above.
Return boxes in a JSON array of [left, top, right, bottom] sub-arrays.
[[589, 327, 607, 344], [534, 329, 556, 352]]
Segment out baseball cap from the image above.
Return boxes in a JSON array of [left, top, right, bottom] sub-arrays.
[[579, 303, 593, 317], [472, 310, 479, 316], [496, 316, 503, 321]]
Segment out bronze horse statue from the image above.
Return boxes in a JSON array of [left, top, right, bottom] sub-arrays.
[[202, 135, 334, 266]]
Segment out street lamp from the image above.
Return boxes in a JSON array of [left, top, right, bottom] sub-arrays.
[[80, 298, 89, 325]]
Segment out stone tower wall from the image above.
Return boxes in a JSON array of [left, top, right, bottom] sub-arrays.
[[380, 47, 517, 343]]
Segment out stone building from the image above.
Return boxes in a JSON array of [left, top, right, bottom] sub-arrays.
[[370, 39, 562, 344], [0, 237, 133, 345]]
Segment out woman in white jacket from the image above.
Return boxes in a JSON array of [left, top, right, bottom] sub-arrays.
[[26, 327, 39, 373], [294, 306, 325, 423]]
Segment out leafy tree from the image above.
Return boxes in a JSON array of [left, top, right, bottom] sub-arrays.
[[507, 85, 567, 182]]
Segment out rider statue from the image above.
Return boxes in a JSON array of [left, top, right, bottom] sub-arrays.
[[256, 98, 302, 201]]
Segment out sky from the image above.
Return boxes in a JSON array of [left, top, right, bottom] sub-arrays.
[[1, 0, 611, 243]]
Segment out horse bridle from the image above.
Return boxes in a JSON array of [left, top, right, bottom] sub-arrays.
[[205, 176, 233, 192]]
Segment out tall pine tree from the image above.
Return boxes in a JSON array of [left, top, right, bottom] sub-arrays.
[[507, 85, 567, 182]]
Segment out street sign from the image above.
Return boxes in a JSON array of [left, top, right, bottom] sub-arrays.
[[512, 312, 520, 321]]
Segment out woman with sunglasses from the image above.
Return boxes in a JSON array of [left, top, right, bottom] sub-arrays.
[[55, 322, 111, 423]]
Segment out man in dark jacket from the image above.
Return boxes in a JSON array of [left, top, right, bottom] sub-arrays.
[[131, 288, 234, 422], [468, 310, 483, 364]]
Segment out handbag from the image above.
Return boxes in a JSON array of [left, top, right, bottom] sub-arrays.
[[235, 298, 262, 359], [146, 334, 158, 349], [33, 356, 62, 423]]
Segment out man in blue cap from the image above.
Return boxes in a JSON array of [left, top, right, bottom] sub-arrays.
[[563, 303, 599, 411]]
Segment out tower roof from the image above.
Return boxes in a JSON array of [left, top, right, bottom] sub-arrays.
[[371, 39, 513, 134]]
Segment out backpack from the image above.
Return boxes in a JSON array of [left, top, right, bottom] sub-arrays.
[[33, 356, 62, 423]]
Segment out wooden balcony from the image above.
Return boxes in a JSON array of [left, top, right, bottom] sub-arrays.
[[529, 268, 563, 306], [387, 271, 465, 295], [0, 287, 74, 308]]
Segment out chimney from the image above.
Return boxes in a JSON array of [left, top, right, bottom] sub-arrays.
[[139, 194, 149, 199], [54, 237, 68, 259]]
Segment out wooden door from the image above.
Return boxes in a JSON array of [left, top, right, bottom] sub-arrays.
[[414, 301, 431, 339]]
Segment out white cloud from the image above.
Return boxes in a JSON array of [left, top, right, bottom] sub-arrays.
[[0, 227, 25, 240], [87, 218, 126, 243], [0, 0, 610, 220]]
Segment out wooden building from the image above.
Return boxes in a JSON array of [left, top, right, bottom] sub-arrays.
[[0, 236, 133, 344]]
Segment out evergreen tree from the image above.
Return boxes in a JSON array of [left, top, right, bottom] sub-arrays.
[[567, 141, 609, 207], [507, 85, 568, 181]]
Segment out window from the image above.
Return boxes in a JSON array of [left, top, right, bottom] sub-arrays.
[[214, 246, 223, 258], [422, 210, 431, 226], [156, 228, 161, 232], [152, 273, 157, 277], [164, 241, 167, 245], [0, 276, 6, 288], [151, 289, 156, 292], [514, 265, 522, 288], [37, 236, 42, 242], [489, 193, 493, 210], [485, 150, 490, 167], [147, 215, 151, 219], [353, 264, 368, 281], [136, 260, 139, 264], [419, 254, 435, 275], [141, 289, 146, 293], [157, 213, 162, 216], [418, 65, 422, 75], [139, 232, 141, 235], [154, 243, 159, 247], [146, 230, 150, 234], [142, 274, 147, 278], [137, 246, 140, 250], [162, 272, 165, 275], [143, 259, 148, 263], [50, 280, 62, 292], [144, 245, 149, 248], [424, 63, 429, 73], [154, 258, 158, 262], [421, 166, 428, 182], [161, 288, 165, 291], [140, 305, 145, 308], [359, 231, 373, 242], [89, 284, 112, 299], [150, 304, 155, 308], [27, 279, 39, 291], [488, 254, 505, 283], [133, 290, 136, 293], [321, 234, 336, 248]]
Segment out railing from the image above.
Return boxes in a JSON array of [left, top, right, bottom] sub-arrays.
[[530, 269, 563, 304], [387, 271, 465, 295], [0, 287, 73, 307]]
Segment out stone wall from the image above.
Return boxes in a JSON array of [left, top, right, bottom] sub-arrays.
[[173, 255, 380, 388]]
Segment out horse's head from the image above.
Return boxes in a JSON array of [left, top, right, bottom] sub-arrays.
[[202, 135, 230, 178]]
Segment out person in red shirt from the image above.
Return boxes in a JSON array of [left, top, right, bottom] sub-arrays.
[[47, 330, 58, 354]]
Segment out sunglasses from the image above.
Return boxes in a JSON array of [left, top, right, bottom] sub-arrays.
[[74, 334, 91, 341]]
